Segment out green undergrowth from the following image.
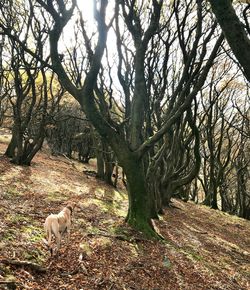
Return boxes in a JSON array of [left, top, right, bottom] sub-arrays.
[[2, 187, 22, 199]]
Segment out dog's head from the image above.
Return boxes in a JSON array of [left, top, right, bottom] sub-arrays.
[[66, 202, 76, 215]]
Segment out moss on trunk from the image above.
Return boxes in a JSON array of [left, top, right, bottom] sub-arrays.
[[123, 157, 164, 240]]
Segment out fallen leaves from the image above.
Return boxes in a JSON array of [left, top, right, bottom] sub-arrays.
[[0, 141, 250, 290]]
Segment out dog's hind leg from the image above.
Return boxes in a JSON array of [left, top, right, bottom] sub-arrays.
[[55, 232, 61, 253], [45, 224, 53, 255]]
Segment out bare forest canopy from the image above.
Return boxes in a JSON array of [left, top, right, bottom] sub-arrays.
[[0, 0, 249, 240]]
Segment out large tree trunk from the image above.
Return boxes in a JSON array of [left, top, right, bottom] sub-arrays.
[[123, 156, 162, 239]]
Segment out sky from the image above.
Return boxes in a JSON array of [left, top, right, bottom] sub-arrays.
[[61, 0, 116, 57], [60, 0, 95, 49], [76, 0, 94, 22]]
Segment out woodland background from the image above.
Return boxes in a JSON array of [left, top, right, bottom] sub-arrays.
[[0, 0, 249, 289]]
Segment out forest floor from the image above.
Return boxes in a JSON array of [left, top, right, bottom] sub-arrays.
[[0, 135, 250, 290]]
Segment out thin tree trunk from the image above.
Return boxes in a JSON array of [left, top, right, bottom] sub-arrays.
[[5, 135, 17, 158]]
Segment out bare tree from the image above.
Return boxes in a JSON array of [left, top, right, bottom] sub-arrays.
[[0, 0, 224, 237], [198, 59, 250, 216]]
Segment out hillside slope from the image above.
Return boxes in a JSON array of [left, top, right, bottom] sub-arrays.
[[0, 141, 249, 290]]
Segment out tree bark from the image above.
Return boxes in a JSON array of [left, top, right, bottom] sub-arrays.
[[123, 156, 162, 239], [209, 0, 250, 81], [5, 135, 17, 158]]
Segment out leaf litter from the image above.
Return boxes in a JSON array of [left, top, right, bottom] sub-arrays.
[[0, 142, 250, 290]]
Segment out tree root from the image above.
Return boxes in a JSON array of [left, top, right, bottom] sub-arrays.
[[126, 218, 165, 241], [0, 258, 47, 273], [87, 228, 164, 243]]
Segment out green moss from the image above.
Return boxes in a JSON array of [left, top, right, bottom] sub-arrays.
[[85, 224, 101, 235], [6, 213, 30, 224], [184, 249, 204, 261], [127, 243, 140, 257], [46, 191, 68, 201], [3, 187, 20, 198], [79, 188, 127, 219], [20, 226, 46, 263], [127, 215, 164, 240], [23, 247, 46, 263], [96, 189, 127, 217], [113, 225, 130, 236], [1, 229, 17, 242], [75, 218, 88, 228], [94, 236, 112, 248], [21, 225, 44, 242], [79, 242, 93, 256]]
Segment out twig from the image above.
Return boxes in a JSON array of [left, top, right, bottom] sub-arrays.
[[125, 266, 152, 277], [59, 269, 79, 276], [0, 258, 47, 273]]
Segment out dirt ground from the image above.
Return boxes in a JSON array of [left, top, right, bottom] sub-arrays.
[[0, 139, 250, 290]]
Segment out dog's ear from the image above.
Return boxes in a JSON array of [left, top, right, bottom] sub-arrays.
[[71, 202, 77, 209]]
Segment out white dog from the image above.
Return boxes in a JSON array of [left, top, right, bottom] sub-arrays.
[[44, 202, 75, 255]]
